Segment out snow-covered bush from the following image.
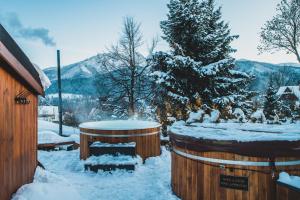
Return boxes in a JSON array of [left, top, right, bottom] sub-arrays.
[[209, 109, 220, 123], [233, 108, 246, 122], [187, 108, 220, 123], [187, 109, 205, 123], [250, 109, 266, 123]]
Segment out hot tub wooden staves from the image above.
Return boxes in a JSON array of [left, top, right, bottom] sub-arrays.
[[80, 121, 161, 160], [170, 133, 300, 200], [0, 25, 44, 200]]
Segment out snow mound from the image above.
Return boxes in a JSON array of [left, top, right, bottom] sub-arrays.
[[79, 120, 161, 130], [33, 167, 68, 183], [278, 172, 300, 189], [12, 167, 82, 200], [38, 120, 80, 144], [39, 120, 80, 136], [170, 122, 300, 142], [38, 131, 76, 144]]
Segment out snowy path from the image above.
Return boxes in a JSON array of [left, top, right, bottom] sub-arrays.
[[13, 148, 178, 200]]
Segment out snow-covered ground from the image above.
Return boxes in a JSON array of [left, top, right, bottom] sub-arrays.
[[38, 131, 78, 144], [22, 120, 175, 200], [26, 119, 300, 200], [12, 148, 178, 200]]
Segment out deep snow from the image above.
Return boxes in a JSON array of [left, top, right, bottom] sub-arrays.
[[12, 148, 178, 200], [38, 120, 80, 144], [171, 121, 300, 142], [38, 130, 77, 144], [38, 120, 79, 136]]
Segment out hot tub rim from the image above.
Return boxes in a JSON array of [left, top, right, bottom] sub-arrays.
[[170, 132, 300, 158], [79, 120, 161, 131], [80, 126, 161, 137]]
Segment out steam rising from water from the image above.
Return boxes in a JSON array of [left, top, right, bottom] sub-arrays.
[[0, 12, 56, 46]]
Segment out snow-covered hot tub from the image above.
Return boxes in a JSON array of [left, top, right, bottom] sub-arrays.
[[170, 122, 300, 200], [79, 120, 161, 160]]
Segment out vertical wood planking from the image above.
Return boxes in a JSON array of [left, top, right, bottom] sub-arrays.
[[79, 127, 161, 160], [0, 66, 37, 200], [276, 184, 300, 200], [171, 140, 300, 200]]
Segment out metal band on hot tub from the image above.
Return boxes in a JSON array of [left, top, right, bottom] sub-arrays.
[[80, 131, 160, 138], [173, 147, 300, 167]]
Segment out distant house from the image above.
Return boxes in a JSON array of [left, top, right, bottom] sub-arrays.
[[38, 106, 59, 122], [0, 24, 44, 200], [276, 85, 300, 108]]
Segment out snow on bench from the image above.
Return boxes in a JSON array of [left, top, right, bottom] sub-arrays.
[[38, 120, 80, 150], [38, 120, 80, 136], [38, 131, 76, 145]]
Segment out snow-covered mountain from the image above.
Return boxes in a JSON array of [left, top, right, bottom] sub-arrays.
[[44, 54, 105, 82], [43, 54, 106, 95], [235, 59, 300, 91], [43, 56, 300, 96]]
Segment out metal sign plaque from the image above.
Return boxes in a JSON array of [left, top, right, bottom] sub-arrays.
[[220, 175, 248, 191]]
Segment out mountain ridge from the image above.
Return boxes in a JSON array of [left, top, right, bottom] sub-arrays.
[[43, 55, 300, 96]]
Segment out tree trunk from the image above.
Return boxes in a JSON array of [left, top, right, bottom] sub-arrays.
[[129, 68, 135, 116], [296, 51, 300, 63]]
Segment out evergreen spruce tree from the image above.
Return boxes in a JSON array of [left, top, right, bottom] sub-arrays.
[[161, 0, 238, 65], [263, 84, 279, 121], [149, 0, 255, 123]]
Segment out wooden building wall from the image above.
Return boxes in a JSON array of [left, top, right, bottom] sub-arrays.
[[277, 183, 300, 200], [0, 65, 38, 200]]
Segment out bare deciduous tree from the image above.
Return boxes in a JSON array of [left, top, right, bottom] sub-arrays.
[[258, 0, 300, 63], [96, 16, 155, 117], [268, 66, 300, 89]]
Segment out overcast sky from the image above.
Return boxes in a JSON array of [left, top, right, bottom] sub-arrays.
[[0, 0, 297, 68]]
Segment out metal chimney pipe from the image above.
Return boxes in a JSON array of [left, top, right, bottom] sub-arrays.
[[57, 50, 63, 136]]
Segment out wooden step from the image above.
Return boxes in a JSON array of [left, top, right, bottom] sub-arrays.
[[85, 164, 135, 172], [84, 154, 141, 172], [89, 142, 136, 157]]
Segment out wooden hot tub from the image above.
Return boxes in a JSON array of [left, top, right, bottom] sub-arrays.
[[80, 120, 161, 160], [170, 123, 300, 200]]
